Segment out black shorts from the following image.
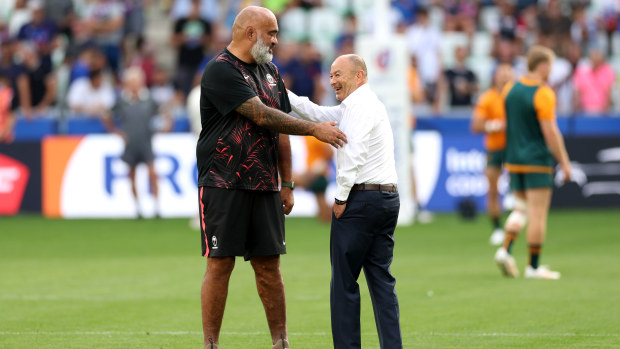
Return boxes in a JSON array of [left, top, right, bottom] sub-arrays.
[[198, 187, 286, 261], [121, 143, 154, 167]]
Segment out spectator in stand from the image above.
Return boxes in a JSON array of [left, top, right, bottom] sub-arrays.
[[43, 0, 75, 42], [405, 6, 442, 114], [494, 38, 527, 78], [150, 66, 177, 108], [392, 0, 419, 27], [443, 0, 478, 41], [66, 68, 115, 118], [573, 46, 616, 115], [17, 0, 57, 63], [68, 46, 107, 84], [171, 0, 212, 96], [0, 40, 32, 119], [169, 0, 220, 24], [149, 66, 185, 119], [549, 42, 582, 116], [126, 36, 156, 87], [81, 0, 125, 81], [441, 45, 478, 110], [7, 0, 32, 38], [570, 3, 598, 53], [20, 42, 56, 117], [598, 0, 620, 57], [281, 41, 324, 104], [123, 0, 146, 41], [489, 0, 521, 53], [0, 74, 15, 143], [536, 0, 572, 56]]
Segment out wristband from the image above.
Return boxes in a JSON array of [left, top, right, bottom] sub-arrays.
[[335, 199, 347, 205], [281, 181, 295, 190]]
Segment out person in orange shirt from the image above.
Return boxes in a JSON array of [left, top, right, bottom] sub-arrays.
[[294, 136, 334, 222], [0, 75, 15, 143], [471, 64, 514, 245]]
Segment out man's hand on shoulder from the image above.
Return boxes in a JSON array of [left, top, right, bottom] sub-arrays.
[[312, 121, 347, 148]]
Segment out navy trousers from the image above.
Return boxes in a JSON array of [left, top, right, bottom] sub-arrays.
[[330, 189, 402, 349]]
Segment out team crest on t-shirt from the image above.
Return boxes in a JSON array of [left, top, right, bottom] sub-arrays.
[[266, 74, 276, 87]]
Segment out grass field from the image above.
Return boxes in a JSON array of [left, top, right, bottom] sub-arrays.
[[1, 210, 619, 349]]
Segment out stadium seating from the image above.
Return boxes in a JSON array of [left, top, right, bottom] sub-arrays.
[[14, 118, 58, 141]]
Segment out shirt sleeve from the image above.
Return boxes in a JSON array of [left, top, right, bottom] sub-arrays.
[[334, 103, 374, 201], [473, 91, 490, 120], [533, 85, 556, 121], [287, 90, 341, 122], [201, 60, 257, 117]]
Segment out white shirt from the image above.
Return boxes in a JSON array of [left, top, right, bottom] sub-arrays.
[[288, 84, 398, 201], [66, 77, 116, 113], [405, 23, 442, 84]]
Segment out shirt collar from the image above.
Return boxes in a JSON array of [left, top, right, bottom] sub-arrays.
[[121, 88, 150, 103], [341, 83, 371, 107]]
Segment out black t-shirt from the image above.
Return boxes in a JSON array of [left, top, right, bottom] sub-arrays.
[[27, 60, 53, 107], [444, 67, 477, 106], [197, 49, 291, 191], [174, 18, 211, 69], [0, 63, 27, 111]]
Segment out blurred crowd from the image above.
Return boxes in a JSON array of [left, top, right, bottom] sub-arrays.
[[1, 0, 620, 143]]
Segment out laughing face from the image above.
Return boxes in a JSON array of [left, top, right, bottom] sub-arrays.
[[330, 57, 358, 101]]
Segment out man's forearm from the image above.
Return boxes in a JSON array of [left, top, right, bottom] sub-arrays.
[[236, 96, 317, 136], [278, 134, 293, 182], [546, 126, 570, 167]]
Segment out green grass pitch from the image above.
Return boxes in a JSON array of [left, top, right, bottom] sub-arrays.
[[1, 210, 619, 348]]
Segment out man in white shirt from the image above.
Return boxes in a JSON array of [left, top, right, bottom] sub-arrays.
[[66, 68, 115, 118], [288, 54, 402, 349]]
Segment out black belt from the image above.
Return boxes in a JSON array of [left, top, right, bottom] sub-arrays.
[[351, 183, 398, 193]]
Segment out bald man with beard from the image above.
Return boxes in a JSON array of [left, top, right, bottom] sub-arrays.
[[196, 6, 347, 349]]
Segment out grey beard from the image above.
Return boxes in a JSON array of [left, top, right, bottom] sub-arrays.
[[250, 38, 273, 65]]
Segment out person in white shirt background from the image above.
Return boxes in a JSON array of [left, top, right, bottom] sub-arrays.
[[288, 54, 402, 349]]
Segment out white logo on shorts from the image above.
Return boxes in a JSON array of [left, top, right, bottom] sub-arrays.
[[211, 236, 218, 249]]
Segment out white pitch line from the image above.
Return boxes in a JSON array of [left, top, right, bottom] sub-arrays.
[[0, 331, 618, 337]]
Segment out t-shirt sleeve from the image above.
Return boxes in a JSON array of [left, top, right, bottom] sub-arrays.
[[473, 91, 490, 120], [273, 64, 291, 113], [534, 85, 556, 121], [201, 60, 257, 116]]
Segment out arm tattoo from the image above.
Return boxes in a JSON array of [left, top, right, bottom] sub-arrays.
[[236, 96, 316, 135]]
